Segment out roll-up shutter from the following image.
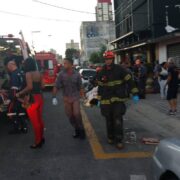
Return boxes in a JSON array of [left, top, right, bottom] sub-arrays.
[[167, 43, 180, 68]]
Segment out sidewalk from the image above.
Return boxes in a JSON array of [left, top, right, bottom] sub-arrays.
[[145, 94, 180, 118], [126, 94, 180, 138]]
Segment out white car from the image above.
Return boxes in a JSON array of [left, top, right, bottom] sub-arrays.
[[79, 69, 96, 84], [152, 138, 180, 180]]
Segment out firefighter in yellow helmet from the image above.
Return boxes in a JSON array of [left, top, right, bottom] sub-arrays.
[[97, 51, 139, 150]]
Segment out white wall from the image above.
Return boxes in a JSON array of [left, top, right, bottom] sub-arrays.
[[158, 43, 167, 64], [157, 38, 180, 64]]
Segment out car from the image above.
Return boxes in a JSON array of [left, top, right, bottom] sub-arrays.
[[152, 138, 180, 180], [79, 69, 96, 85]]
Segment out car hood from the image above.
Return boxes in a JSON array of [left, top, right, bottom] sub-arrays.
[[153, 137, 180, 178]]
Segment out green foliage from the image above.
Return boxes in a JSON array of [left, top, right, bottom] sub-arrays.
[[89, 45, 107, 64], [65, 48, 79, 60], [89, 52, 100, 64]]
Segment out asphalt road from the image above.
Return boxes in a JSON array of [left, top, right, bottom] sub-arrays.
[[0, 92, 166, 180]]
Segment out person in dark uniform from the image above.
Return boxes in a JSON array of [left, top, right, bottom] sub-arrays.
[[97, 51, 139, 150], [166, 58, 179, 115], [4, 57, 28, 134]]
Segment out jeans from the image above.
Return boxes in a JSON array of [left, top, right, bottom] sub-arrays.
[[158, 79, 167, 99]]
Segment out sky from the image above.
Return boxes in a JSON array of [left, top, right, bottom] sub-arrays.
[[0, 0, 98, 56]]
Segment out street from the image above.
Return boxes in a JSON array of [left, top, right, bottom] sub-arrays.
[[0, 92, 180, 180]]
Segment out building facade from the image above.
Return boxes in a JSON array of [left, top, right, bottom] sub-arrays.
[[80, 21, 115, 63], [66, 39, 79, 50], [112, 0, 180, 65], [96, 0, 113, 21]]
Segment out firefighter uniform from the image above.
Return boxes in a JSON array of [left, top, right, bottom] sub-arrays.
[[7, 68, 28, 134], [97, 51, 138, 149]]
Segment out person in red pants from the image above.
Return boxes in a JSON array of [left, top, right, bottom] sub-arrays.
[[16, 58, 45, 149]]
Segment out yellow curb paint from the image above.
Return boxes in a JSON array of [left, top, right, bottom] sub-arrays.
[[81, 107, 153, 160]]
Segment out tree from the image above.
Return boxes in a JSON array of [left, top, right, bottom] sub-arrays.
[[65, 48, 80, 60], [89, 45, 107, 64], [98, 45, 107, 62], [89, 52, 100, 64]]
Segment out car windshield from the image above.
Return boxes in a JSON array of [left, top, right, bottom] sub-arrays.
[[82, 70, 96, 77], [0, 38, 23, 57]]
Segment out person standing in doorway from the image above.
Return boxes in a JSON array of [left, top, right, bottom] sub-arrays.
[[52, 58, 86, 139], [166, 58, 179, 115]]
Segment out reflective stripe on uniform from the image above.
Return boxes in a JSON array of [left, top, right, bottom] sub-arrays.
[[7, 113, 17, 116], [110, 97, 129, 103], [98, 80, 123, 87], [100, 97, 129, 105], [100, 99, 111, 105], [124, 74, 131, 81], [18, 113, 26, 116], [131, 88, 139, 94]]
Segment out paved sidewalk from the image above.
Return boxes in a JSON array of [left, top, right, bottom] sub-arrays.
[[126, 94, 180, 138], [145, 94, 180, 118]]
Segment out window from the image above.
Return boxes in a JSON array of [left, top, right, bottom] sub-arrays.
[[44, 60, 54, 70]]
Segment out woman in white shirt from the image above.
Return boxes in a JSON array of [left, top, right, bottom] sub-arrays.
[[158, 62, 168, 99]]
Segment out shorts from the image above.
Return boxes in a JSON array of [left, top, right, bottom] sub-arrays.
[[167, 87, 178, 100]]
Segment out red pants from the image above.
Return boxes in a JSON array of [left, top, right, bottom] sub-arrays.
[[27, 94, 44, 144]]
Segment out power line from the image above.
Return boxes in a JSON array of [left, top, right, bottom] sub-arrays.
[[0, 9, 80, 23], [33, 0, 96, 15]]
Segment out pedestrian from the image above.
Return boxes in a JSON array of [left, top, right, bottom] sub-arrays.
[[158, 62, 168, 99], [16, 58, 45, 149], [153, 60, 160, 93], [166, 58, 179, 115], [4, 56, 28, 134], [97, 51, 139, 150], [52, 58, 86, 139], [133, 59, 147, 99]]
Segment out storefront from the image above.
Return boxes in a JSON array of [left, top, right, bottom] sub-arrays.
[[154, 32, 180, 65], [113, 42, 155, 66]]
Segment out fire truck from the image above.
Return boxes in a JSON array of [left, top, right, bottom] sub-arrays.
[[35, 52, 60, 87], [0, 32, 31, 85], [0, 32, 31, 112]]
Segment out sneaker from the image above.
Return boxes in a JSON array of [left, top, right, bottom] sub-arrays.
[[21, 128, 28, 134], [174, 110, 177, 115], [169, 110, 175, 116], [116, 142, 124, 150], [72, 129, 80, 138]]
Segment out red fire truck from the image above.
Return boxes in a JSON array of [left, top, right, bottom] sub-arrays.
[[0, 33, 31, 112], [35, 52, 60, 87]]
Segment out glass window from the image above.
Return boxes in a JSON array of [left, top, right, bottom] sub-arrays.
[[44, 60, 54, 70]]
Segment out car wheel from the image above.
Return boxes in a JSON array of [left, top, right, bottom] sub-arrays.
[[160, 172, 179, 180], [162, 175, 179, 180]]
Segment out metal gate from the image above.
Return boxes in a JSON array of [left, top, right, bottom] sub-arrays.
[[167, 43, 180, 67]]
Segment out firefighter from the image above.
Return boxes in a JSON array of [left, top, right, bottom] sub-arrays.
[[97, 51, 139, 150], [4, 57, 28, 134]]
